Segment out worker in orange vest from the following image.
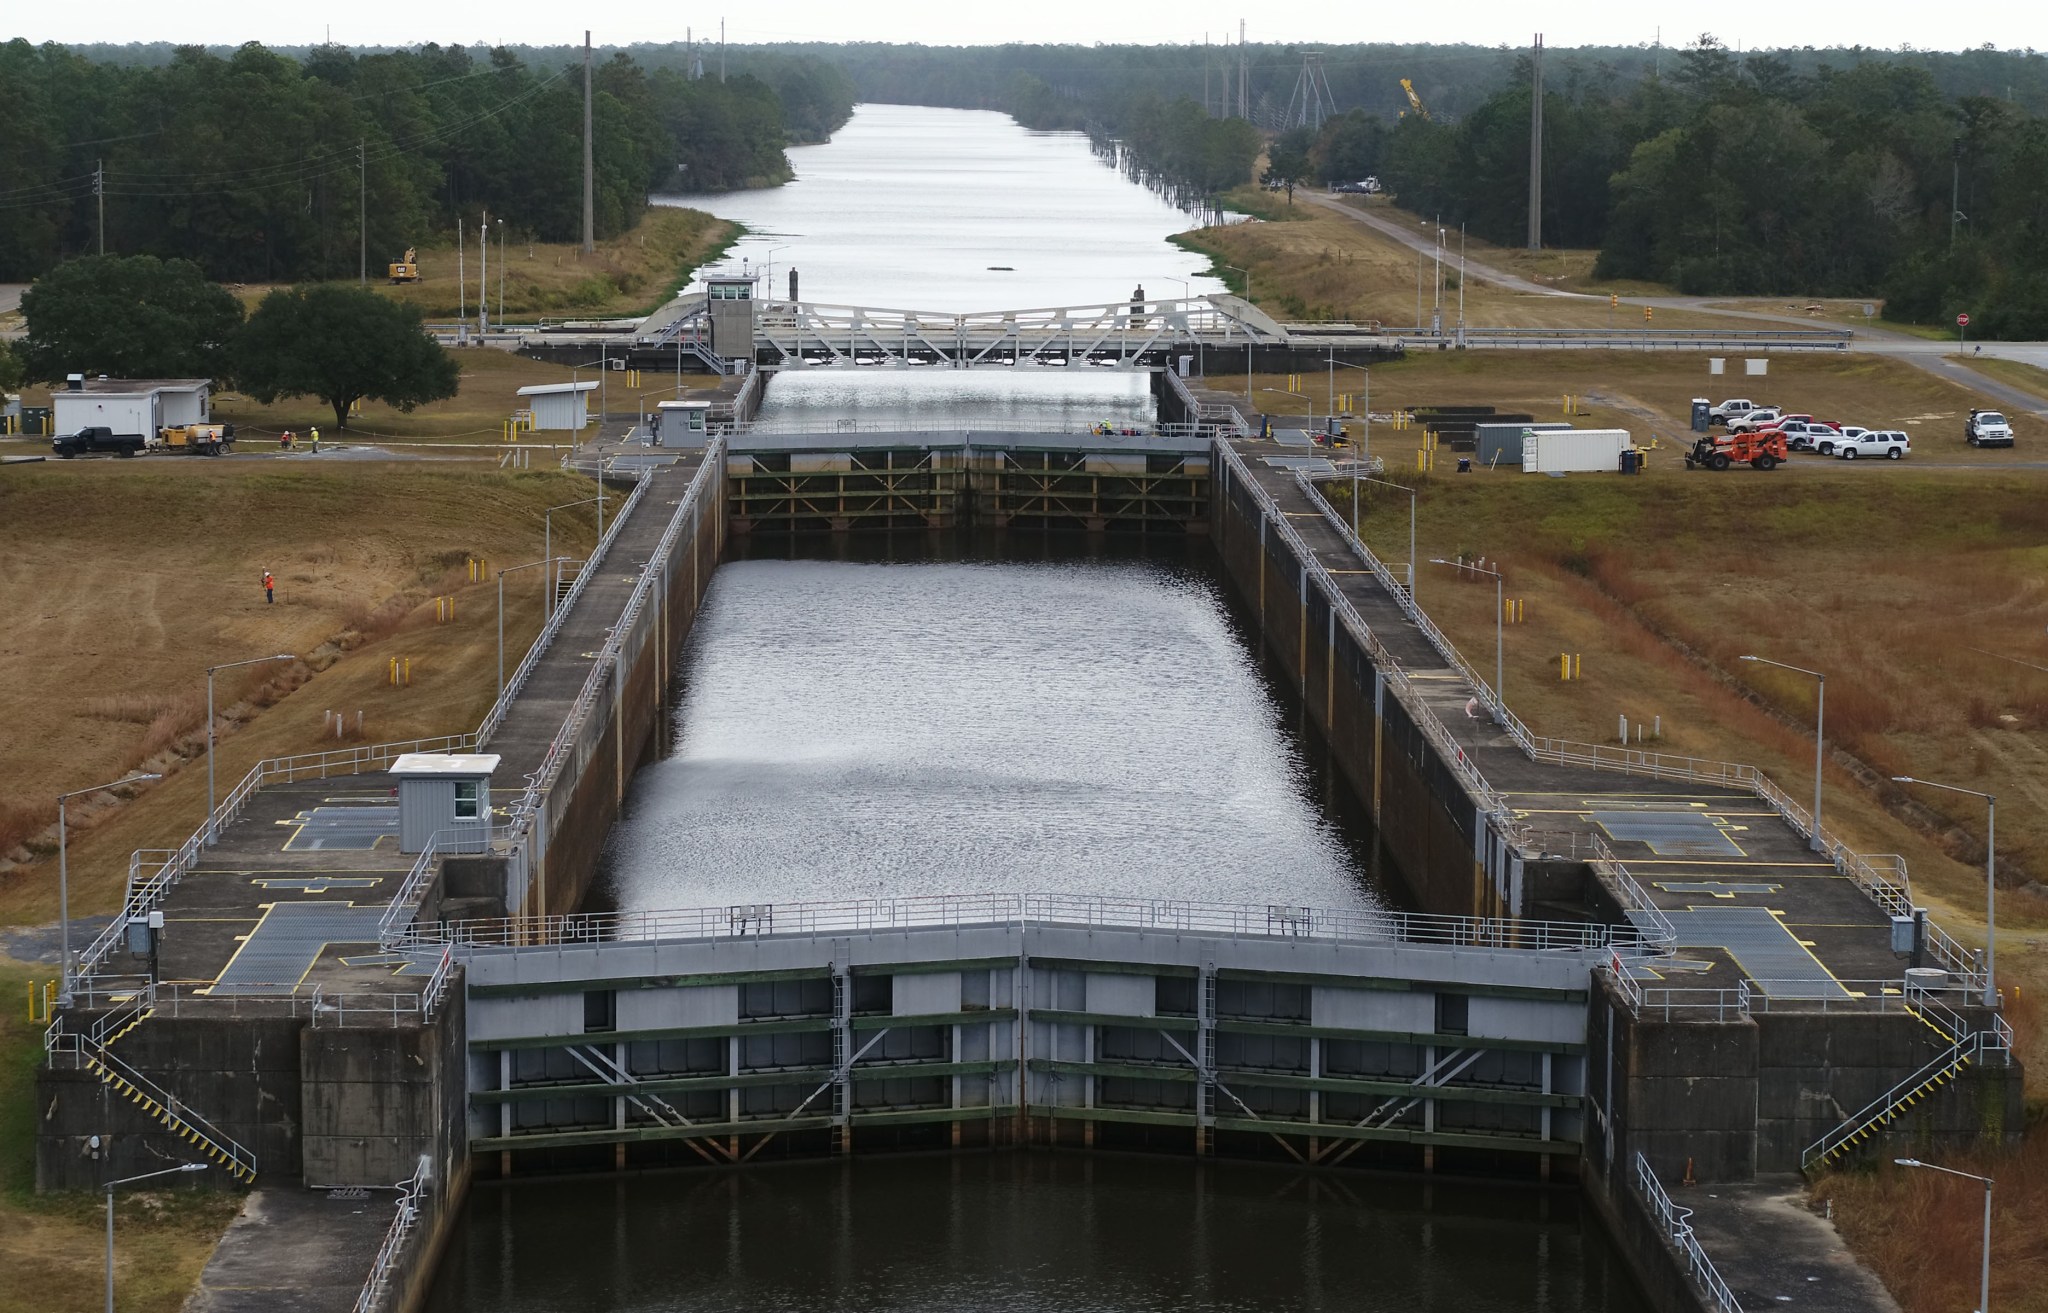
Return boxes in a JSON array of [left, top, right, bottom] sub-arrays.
[[263, 570, 275, 604]]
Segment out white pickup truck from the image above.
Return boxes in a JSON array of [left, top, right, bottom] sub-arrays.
[[1708, 398, 1773, 425], [1965, 410, 2014, 447], [1726, 407, 1784, 434], [1834, 429, 1911, 460]]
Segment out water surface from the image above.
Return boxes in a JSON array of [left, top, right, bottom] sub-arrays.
[[659, 104, 1227, 312], [427, 1153, 1649, 1313], [596, 540, 1379, 913]]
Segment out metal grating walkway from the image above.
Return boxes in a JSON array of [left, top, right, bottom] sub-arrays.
[[210, 902, 387, 996], [1646, 907, 1852, 999]]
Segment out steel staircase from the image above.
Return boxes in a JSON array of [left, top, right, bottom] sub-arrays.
[[46, 1016, 258, 1185], [1801, 994, 2013, 1173]]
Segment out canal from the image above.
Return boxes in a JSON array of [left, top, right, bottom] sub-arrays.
[[428, 105, 1648, 1313]]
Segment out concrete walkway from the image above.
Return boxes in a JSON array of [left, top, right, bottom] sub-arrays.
[[184, 1188, 394, 1313], [1682, 1177, 1903, 1312]]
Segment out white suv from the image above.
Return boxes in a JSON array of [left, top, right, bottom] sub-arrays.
[[1835, 429, 1911, 460]]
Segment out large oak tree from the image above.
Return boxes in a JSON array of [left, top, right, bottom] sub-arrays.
[[233, 284, 459, 431]]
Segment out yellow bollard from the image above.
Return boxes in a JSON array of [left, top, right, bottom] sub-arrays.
[[1573, 654, 1582, 680]]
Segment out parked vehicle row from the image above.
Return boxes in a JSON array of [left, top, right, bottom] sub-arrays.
[[1703, 399, 1915, 463]]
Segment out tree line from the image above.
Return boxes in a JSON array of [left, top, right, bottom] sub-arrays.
[[0, 39, 854, 283], [776, 38, 2048, 332]]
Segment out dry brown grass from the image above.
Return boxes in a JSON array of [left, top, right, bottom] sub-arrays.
[[0, 461, 602, 920], [234, 205, 738, 321], [1179, 198, 1718, 328]]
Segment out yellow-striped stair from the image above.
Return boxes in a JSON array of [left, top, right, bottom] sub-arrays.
[[80, 1052, 256, 1184]]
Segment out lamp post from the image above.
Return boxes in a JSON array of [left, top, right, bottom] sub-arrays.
[[58, 773, 162, 1004], [1739, 654, 1826, 852], [1892, 776, 1998, 1007], [497, 218, 506, 332], [1224, 264, 1254, 405], [1432, 558, 1503, 707], [207, 654, 296, 842], [1327, 352, 1372, 470], [761, 244, 789, 300], [543, 497, 605, 620], [1894, 1158, 1992, 1313], [106, 1162, 209, 1313], [498, 557, 568, 694], [1350, 473, 1416, 593]]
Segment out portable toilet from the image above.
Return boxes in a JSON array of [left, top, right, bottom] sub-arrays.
[[703, 272, 758, 362], [389, 752, 500, 854], [655, 399, 712, 448]]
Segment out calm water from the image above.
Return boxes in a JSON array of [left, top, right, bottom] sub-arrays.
[[442, 106, 1638, 1313], [750, 369, 1155, 433], [659, 103, 1228, 312], [426, 1153, 1649, 1313], [594, 536, 1382, 914]]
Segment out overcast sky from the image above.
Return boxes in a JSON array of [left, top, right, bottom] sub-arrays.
[[12, 0, 2039, 53]]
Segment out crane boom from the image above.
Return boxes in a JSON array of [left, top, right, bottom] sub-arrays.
[[1400, 78, 1432, 120]]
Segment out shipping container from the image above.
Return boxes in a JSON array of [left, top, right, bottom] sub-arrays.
[[1523, 428, 1632, 474], [1475, 421, 1571, 467]]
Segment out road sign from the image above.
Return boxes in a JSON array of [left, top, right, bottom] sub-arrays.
[[1957, 312, 1971, 327]]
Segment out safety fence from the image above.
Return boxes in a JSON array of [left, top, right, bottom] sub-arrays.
[[390, 891, 1670, 959], [352, 1161, 431, 1313], [1633, 1153, 1745, 1313], [1296, 469, 1988, 998]]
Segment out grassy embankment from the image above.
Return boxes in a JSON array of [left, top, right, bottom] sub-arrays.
[[273, 205, 740, 322], [0, 970, 240, 1313], [0, 461, 603, 1309], [1221, 348, 2048, 1312], [1956, 355, 2048, 404], [1174, 193, 1722, 329]]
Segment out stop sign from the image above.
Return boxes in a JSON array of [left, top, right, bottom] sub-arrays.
[[1958, 312, 1971, 327]]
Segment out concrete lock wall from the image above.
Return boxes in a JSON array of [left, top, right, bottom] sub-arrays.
[[1210, 444, 1488, 917], [519, 462, 727, 917], [37, 1014, 304, 1190]]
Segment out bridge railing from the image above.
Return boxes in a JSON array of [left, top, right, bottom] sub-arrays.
[[1633, 1153, 1746, 1313], [393, 891, 1666, 958]]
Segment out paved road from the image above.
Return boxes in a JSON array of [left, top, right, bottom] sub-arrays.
[[1299, 193, 2048, 418]]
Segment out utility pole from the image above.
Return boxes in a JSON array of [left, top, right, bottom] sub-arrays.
[[582, 31, 595, 257], [1238, 20, 1247, 119], [720, 19, 726, 82], [1949, 139, 1966, 251], [95, 160, 104, 255], [479, 211, 488, 336], [358, 140, 366, 284], [1527, 34, 1544, 251], [1204, 33, 1209, 116]]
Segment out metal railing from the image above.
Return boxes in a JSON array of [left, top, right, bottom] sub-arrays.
[[1633, 1153, 1745, 1313], [1294, 469, 1991, 998], [391, 891, 1668, 959], [352, 1161, 430, 1313], [44, 1022, 259, 1183]]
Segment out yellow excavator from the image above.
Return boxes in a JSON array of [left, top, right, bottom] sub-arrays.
[[387, 247, 421, 284], [1400, 78, 1432, 120]]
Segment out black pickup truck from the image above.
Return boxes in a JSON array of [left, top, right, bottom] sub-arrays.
[[51, 426, 146, 458]]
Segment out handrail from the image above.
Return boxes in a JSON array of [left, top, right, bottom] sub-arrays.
[[352, 1161, 430, 1313], [1296, 469, 1989, 998], [45, 1021, 259, 1182], [1633, 1153, 1745, 1313], [390, 891, 1667, 958]]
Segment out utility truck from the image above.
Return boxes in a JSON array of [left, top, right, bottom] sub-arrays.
[[1965, 410, 2014, 447]]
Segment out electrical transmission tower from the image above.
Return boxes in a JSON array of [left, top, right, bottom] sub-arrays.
[[1282, 52, 1339, 133]]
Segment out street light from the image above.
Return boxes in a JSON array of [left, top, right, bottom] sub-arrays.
[[498, 557, 569, 694], [1431, 558, 1503, 707], [1894, 1158, 1992, 1313], [1893, 776, 1998, 1007], [1350, 473, 1417, 593], [497, 218, 506, 332], [105, 1162, 208, 1313], [1223, 264, 1254, 405], [762, 244, 789, 299], [57, 773, 162, 1004], [543, 497, 606, 619], [1739, 654, 1826, 852], [207, 654, 297, 842]]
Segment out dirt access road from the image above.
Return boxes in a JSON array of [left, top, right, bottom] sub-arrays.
[[1299, 191, 2048, 420]]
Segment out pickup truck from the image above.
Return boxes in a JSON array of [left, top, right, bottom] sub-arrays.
[[51, 426, 146, 458], [1771, 419, 1833, 452], [1965, 410, 2014, 447], [1708, 398, 1772, 425], [1726, 408, 1784, 434]]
